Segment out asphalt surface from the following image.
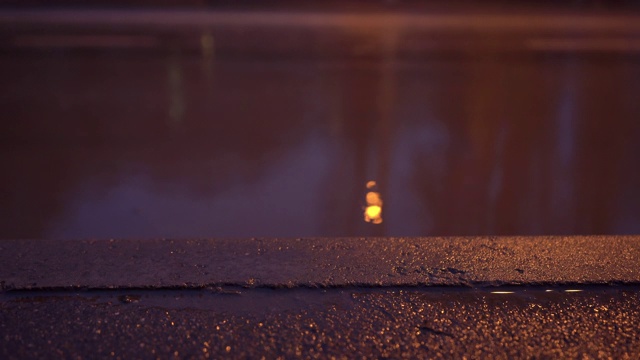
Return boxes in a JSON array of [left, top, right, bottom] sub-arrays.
[[2, 237, 639, 290], [2, 236, 640, 358], [2, 285, 640, 358]]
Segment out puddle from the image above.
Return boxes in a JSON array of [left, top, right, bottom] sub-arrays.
[[1, 16, 640, 239], [2, 285, 638, 315], [1, 287, 357, 315]]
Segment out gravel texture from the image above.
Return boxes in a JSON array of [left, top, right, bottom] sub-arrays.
[[1, 236, 639, 290], [2, 286, 639, 359]]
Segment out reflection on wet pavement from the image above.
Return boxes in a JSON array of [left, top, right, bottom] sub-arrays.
[[0, 285, 633, 316], [1, 15, 640, 239], [2, 285, 640, 358], [364, 181, 383, 225]]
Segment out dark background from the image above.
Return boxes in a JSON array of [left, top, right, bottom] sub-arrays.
[[1, 2, 639, 239]]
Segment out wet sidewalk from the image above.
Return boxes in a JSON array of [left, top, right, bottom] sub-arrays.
[[3, 285, 640, 358], [1, 236, 640, 358]]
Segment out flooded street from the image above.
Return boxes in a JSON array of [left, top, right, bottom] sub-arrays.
[[1, 9, 640, 238]]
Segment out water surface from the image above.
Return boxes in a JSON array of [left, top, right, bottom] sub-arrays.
[[1, 14, 639, 238]]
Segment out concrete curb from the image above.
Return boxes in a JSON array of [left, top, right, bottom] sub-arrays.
[[1, 236, 639, 290]]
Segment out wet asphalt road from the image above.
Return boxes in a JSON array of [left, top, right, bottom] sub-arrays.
[[1, 236, 639, 358], [2, 286, 640, 359], [2, 237, 640, 290]]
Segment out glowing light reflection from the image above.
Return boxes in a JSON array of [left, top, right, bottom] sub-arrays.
[[490, 291, 515, 294], [364, 181, 383, 224], [366, 205, 382, 219]]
